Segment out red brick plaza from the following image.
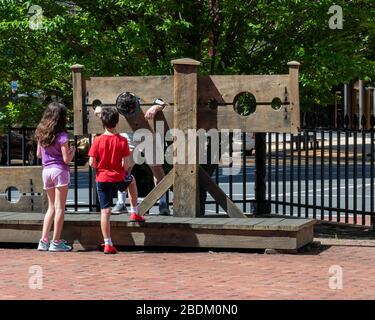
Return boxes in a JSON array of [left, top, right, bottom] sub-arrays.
[[1, 237, 374, 300]]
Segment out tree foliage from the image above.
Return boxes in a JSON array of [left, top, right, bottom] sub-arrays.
[[0, 0, 374, 128]]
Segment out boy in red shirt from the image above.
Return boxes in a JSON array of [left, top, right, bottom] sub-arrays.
[[88, 107, 144, 254]]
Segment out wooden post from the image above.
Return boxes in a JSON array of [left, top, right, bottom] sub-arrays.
[[288, 61, 301, 134], [171, 58, 200, 217], [71, 64, 85, 135]]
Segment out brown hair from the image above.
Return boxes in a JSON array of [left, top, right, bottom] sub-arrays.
[[101, 107, 119, 129], [35, 102, 67, 146]]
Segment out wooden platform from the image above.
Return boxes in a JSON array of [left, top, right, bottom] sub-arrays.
[[0, 212, 315, 251]]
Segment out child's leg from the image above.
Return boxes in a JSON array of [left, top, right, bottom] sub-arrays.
[[127, 178, 144, 222], [100, 207, 112, 240], [41, 188, 56, 241], [52, 185, 69, 241], [127, 178, 138, 208]]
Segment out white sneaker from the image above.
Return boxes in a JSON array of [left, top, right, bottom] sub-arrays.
[[112, 202, 128, 214]]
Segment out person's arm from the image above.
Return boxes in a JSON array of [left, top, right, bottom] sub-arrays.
[[144, 101, 168, 120], [89, 156, 97, 168], [94, 106, 102, 118], [123, 156, 130, 174], [88, 137, 98, 168], [37, 141, 42, 159], [61, 142, 75, 164]]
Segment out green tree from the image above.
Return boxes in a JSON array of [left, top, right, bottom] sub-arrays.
[[0, 0, 374, 128]]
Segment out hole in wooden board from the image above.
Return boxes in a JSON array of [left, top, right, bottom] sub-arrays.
[[4, 186, 21, 203], [271, 97, 282, 110], [233, 92, 256, 116], [92, 99, 102, 110]]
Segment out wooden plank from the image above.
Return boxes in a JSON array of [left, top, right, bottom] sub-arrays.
[[288, 61, 301, 133], [139, 170, 173, 216], [0, 196, 43, 213], [267, 218, 316, 231], [190, 218, 268, 230], [145, 216, 195, 224], [0, 227, 41, 243], [85, 76, 174, 105], [296, 226, 314, 249], [87, 105, 174, 134], [198, 75, 289, 104], [0, 216, 314, 250], [71, 64, 85, 135], [87, 101, 291, 134], [251, 218, 286, 230], [137, 215, 171, 223], [172, 59, 200, 217], [194, 233, 298, 250], [0, 166, 43, 193], [185, 218, 232, 229], [109, 227, 300, 249], [199, 167, 246, 218], [198, 104, 292, 133], [0, 212, 30, 219]]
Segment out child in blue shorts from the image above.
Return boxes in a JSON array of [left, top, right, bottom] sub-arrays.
[[88, 107, 143, 254]]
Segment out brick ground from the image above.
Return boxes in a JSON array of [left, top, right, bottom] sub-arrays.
[[0, 239, 375, 300]]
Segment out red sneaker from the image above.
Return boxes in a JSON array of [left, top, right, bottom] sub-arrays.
[[129, 213, 145, 222], [103, 244, 118, 254]]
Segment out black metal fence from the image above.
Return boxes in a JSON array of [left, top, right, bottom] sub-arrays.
[[267, 113, 375, 228], [1, 117, 374, 229]]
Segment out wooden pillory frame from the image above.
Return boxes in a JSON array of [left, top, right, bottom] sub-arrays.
[[72, 58, 301, 219], [0, 58, 315, 251]]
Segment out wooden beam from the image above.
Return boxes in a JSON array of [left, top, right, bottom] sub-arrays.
[[199, 167, 246, 218], [85, 76, 174, 105], [198, 74, 289, 104], [139, 170, 173, 216], [288, 61, 301, 133], [87, 105, 174, 134], [0, 167, 43, 193], [172, 59, 201, 217], [198, 104, 292, 133], [87, 102, 294, 134], [71, 64, 85, 135]]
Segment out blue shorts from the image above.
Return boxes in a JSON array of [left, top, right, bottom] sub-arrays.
[[96, 175, 133, 209]]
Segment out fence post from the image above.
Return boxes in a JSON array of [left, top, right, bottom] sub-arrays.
[[253, 132, 270, 215], [171, 58, 201, 217]]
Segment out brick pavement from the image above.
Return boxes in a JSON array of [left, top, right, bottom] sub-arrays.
[[0, 240, 375, 300]]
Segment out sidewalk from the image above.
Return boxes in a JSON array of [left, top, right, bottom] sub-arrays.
[[1, 238, 374, 300]]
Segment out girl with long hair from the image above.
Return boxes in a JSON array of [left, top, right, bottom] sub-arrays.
[[35, 102, 75, 252]]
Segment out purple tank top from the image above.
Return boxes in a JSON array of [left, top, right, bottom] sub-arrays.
[[41, 132, 69, 170]]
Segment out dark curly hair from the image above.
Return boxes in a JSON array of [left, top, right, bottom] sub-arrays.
[[101, 107, 119, 129], [35, 102, 67, 146], [116, 92, 140, 117]]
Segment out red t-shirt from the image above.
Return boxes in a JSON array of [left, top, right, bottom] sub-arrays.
[[88, 133, 130, 182]]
